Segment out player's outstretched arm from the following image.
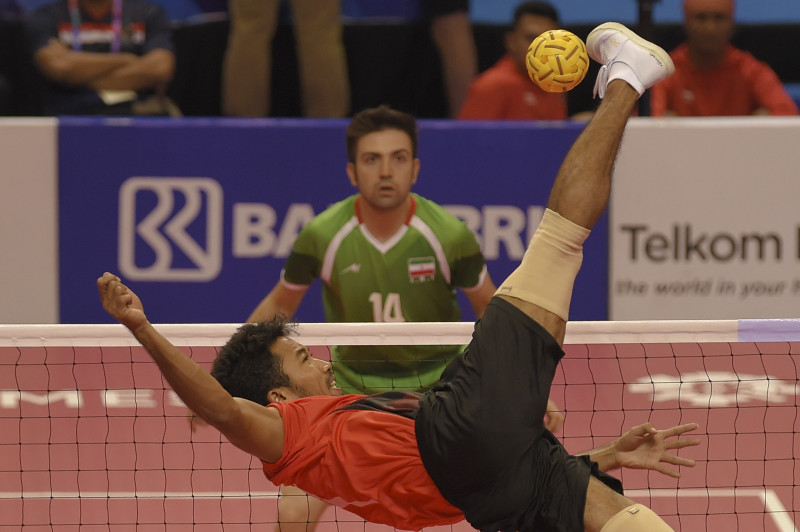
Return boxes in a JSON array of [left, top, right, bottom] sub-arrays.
[[580, 422, 700, 477], [97, 273, 285, 462], [247, 282, 307, 323]]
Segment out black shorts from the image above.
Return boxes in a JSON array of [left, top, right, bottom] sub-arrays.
[[416, 297, 622, 532]]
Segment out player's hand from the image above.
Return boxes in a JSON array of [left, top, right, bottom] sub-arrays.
[[612, 422, 699, 478], [545, 399, 564, 432], [97, 273, 148, 332]]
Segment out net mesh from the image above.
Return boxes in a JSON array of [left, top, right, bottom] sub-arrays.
[[2, 321, 800, 531]]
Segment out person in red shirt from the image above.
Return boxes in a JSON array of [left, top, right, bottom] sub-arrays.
[[98, 23, 695, 532], [650, 0, 798, 116], [458, 1, 570, 121]]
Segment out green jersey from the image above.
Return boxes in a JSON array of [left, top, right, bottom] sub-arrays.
[[283, 193, 487, 394]]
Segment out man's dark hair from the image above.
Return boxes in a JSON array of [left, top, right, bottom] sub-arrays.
[[211, 317, 295, 406], [513, 1, 560, 26], [345, 105, 418, 163]]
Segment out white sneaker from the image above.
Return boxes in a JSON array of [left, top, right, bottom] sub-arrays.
[[586, 22, 674, 98]]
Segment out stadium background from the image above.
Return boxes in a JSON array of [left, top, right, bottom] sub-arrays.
[[2, 0, 800, 117], [4, 0, 800, 23]]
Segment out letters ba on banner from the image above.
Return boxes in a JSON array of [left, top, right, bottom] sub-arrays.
[[57, 118, 603, 323], [610, 119, 800, 320]]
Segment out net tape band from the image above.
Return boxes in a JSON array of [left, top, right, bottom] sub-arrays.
[[2, 318, 800, 347]]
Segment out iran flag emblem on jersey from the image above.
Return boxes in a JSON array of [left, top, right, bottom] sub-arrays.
[[408, 257, 436, 283]]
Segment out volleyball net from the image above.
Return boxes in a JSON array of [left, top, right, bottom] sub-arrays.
[[2, 319, 800, 531]]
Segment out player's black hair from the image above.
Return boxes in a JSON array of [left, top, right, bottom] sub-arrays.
[[210, 317, 294, 406], [345, 105, 418, 162], [513, 1, 560, 25]]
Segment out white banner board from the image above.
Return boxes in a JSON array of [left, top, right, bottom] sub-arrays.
[[610, 117, 800, 320], [0, 118, 58, 323]]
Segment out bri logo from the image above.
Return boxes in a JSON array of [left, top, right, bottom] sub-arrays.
[[118, 177, 223, 281]]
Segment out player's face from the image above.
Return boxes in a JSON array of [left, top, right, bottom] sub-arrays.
[[684, 11, 733, 56], [347, 129, 419, 211], [270, 337, 342, 400], [506, 14, 558, 73]]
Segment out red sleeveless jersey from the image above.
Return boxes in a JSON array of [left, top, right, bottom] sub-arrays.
[[262, 394, 463, 531]]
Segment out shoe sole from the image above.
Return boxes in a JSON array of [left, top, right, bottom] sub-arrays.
[[587, 22, 675, 74]]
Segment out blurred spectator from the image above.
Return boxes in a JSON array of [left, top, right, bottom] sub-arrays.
[[458, 1, 569, 120], [427, 0, 478, 118], [221, 0, 349, 118], [650, 0, 798, 116], [24, 0, 179, 116]]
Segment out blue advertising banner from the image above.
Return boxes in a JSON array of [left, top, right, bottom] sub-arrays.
[[59, 117, 606, 324]]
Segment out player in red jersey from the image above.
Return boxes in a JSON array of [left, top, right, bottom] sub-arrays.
[[99, 22, 697, 532]]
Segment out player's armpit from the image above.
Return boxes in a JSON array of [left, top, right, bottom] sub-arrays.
[[223, 399, 286, 463]]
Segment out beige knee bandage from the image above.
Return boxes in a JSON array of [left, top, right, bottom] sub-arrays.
[[495, 208, 589, 321], [600, 504, 674, 532]]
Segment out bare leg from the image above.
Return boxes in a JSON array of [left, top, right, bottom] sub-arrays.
[[584, 475, 675, 531], [430, 10, 478, 118], [291, 0, 350, 117], [222, 0, 280, 117], [500, 24, 678, 531], [498, 80, 637, 343], [583, 476, 637, 531], [546, 81, 638, 230], [497, 21, 675, 346]]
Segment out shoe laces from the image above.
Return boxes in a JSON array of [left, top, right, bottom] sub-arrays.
[[593, 65, 610, 99]]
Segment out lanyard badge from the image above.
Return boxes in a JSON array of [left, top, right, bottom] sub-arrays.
[[67, 0, 124, 53]]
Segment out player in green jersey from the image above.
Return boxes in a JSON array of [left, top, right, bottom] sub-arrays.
[[269, 192, 491, 394], [249, 105, 498, 395]]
